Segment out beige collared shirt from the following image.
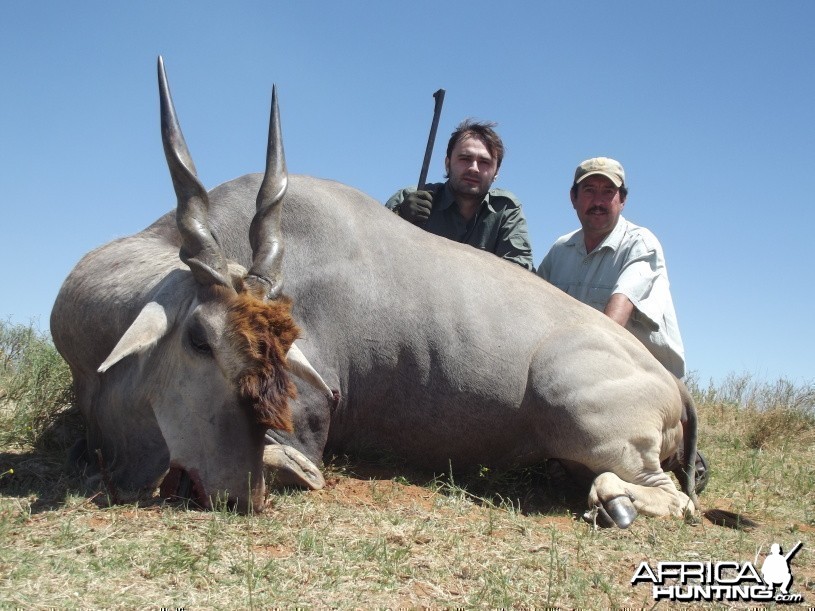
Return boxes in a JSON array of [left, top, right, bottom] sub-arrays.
[[537, 216, 685, 378]]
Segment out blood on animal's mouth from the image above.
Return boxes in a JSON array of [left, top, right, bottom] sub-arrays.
[[159, 464, 210, 509]]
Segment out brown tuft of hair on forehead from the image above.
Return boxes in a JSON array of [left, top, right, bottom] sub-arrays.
[[226, 289, 301, 431]]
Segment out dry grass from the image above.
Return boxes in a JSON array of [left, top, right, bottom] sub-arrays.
[[1, 324, 813, 608], [2, 444, 813, 609]]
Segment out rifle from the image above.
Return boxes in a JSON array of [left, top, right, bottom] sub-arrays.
[[784, 541, 803, 562], [417, 88, 445, 190]]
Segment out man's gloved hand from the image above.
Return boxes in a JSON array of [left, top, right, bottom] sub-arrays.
[[398, 190, 433, 224]]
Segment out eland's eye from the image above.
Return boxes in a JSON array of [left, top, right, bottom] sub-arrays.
[[188, 323, 212, 355]]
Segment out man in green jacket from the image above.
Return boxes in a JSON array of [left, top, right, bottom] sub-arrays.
[[385, 119, 534, 271]]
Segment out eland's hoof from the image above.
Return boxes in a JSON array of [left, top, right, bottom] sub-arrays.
[[583, 504, 616, 529], [604, 495, 637, 528], [583, 496, 637, 529]]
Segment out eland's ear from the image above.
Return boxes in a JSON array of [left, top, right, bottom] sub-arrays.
[[286, 343, 334, 400], [98, 302, 171, 373]]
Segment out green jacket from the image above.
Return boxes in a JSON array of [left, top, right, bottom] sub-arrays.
[[385, 182, 535, 271]]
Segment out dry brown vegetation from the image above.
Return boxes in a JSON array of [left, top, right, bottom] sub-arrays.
[[1, 322, 813, 608]]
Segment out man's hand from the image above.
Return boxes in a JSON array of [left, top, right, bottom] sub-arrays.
[[398, 190, 433, 224]]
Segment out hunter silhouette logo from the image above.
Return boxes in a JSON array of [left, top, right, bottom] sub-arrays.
[[631, 540, 804, 604], [760, 541, 802, 596]]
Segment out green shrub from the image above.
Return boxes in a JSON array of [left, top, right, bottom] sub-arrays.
[[0, 320, 76, 451]]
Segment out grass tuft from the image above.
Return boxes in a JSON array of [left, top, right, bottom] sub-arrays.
[[687, 371, 815, 451]]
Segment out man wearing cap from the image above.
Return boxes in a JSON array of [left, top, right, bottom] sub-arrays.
[[385, 119, 534, 271], [538, 157, 708, 492], [538, 157, 685, 377]]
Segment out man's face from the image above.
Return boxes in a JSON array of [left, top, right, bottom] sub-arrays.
[[445, 135, 498, 200], [571, 174, 626, 238]]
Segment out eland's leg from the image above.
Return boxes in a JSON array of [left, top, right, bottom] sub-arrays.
[[587, 470, 694, 529]]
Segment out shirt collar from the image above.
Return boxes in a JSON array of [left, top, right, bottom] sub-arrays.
[[566, 215, 628, 255], [601, 215, 627, 251], [439, 182, 496, 214]]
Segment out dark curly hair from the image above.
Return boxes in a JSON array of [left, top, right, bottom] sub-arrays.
[[445, 119, 504, 175]]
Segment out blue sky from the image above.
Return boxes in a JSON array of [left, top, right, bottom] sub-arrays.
[[2, 2, 812, 386]]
